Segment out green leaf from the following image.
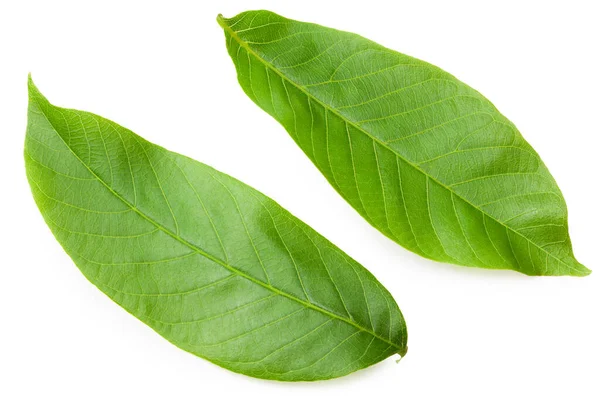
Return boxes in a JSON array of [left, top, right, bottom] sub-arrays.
[[24, 76, 407, 381], [218, 10, 589, 277]]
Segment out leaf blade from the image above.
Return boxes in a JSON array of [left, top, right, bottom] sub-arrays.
[[218, 10, 589, 276], [25, 77, 407, 381]]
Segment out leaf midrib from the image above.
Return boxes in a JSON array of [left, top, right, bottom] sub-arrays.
[[219, 17, 582, 274], [31, 98, 404, 354]]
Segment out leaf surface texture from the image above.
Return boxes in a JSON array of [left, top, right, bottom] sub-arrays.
[[24, 78, 407, 381], [218, 10, 589, 276]]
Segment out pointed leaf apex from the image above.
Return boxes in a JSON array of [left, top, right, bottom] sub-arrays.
[[27, 74, 49, 107], [216, 13, 227, 28], [27, 73, 36, 94]]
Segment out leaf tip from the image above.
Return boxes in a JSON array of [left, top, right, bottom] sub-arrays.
[[27, 73, 36, 94], [398, 346, 408, 358], [27, 73, 47, 105], [565, 258, 592, 277], [395, 348, 407, 364], [578, 265, 592, 277], [556, 261, 591, 277], [216, 13, 227, 28]]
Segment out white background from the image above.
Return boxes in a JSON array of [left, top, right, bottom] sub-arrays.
[[1, 0, 598, 399]]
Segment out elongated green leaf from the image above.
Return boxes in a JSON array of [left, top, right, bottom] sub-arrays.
[[218, 10, 589, 277], [24, 77, 407, 381]]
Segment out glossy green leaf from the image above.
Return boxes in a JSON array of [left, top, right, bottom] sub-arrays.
[[24, 77, 407, 381], [218, 10, 589, 277]]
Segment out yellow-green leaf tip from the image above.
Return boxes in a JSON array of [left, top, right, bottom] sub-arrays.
[[216, 14, 227, 28]]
